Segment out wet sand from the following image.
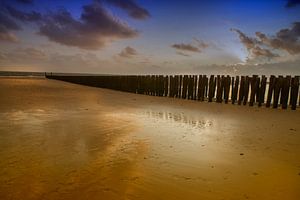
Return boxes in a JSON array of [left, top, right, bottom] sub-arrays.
[[0, 77, 300, 200]]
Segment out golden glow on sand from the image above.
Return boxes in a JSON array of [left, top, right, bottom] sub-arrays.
[[0, 77, 300, 199]]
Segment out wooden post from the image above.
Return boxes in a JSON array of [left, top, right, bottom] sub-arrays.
[[216, 75, 222, 103], [290, 76, 299, 110], [208, 75, 215, 102], [231, 77, 235, 103], [243, 76, 250, 105], [187, 75, 192, 99], [258, 76, 267, 107], [224, 75, 231, 104], [164, 75, 169, 97], [193, 75, 198, 100], [238, 76, 245, 105], [232, 76, 239, 104], [169, 75, 174, 97], [174, 75, 179, 98], [198, 75, 203, 101], [266, 75, 275, 107], [182, 75, 188, 99], [281, 76, 291, 109], [249, 75, 258, 106], [191, 75, 195, 99], [203, 75, 208, 100], [178, 75, 182, 98], [273, 76, 283, 108], [161, 75, 165, 96]]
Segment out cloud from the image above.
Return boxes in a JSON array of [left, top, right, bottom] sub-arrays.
[[0, 9, 21, 42], [251, 46, 278, 58], [118, 46, 138, 58], [4, 2, 139, 50], [0, 11, 21, 31], [171, 39, 209, 55], [232, 21, 300, 64], [104, 0, 150, 20], [0, 30, 19, 42], [285, 0, 300, 8], [232, 22, 300, 63], [36, 3, 138, 50], [231, 28, 256, 50], [6, 5, 42, 22], [256, 22, 300, 54], [0, 47, 47, 64], [171, 43, 201, 52]]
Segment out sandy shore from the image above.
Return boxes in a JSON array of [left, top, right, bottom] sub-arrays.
[[0, 77, 300, 200]]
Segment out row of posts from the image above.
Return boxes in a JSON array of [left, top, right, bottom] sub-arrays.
[[46, 74, 300, 110]]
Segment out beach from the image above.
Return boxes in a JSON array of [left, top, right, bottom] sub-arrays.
[[0, 77, 300, 200]]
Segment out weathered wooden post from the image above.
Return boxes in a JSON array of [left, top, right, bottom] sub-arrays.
[[249, 75, 258, 106], [290, 76, 299, 110], [170, 75, 174, 97], [164, 75, 169, 97], [266, 75, 275, 107], [224, 75, 231, 104], [187, 75, 193, 100], [281, 76, 291, 109], [198, 75, 203, 101], [178, 75, 182, 98], [216, 75, 222, 103], [203, 75, 208, 100], [238, 76, 245, 105], [193, 75, 198, 100], [182, 75, 188, 99], [208, 75, 215, 102], [258, 75, 267, 107], [243, 76, 250, 105], [273, 76, 283, 108], [232, 76, 239, 104]]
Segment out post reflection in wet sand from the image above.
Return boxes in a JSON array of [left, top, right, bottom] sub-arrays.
[[0, 77, 300, 200], [143, 110, 213, 129]]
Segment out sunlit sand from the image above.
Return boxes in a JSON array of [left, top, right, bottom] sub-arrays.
[[0, 77, 300, 199]]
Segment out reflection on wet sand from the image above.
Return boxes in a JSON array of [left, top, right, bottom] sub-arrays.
[[0, 77, 300, 200], [143, 110, 213, 129]]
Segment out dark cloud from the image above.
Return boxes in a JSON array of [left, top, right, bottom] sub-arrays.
[[2, 2, 139, 49], [104, 0, 150, 20], [37, 3, 138, 50], [171, 39, 209, 54], [171, 43, 201, 52], [251, 46, 278, 58], [6, 6, 41, 22], [0, 11, 21, 31], [231, 28, 279, 60], [231, 28, 256, 50], [0, 9, 21, 42], [232, 22, 300, 62], [254, 22, 300, 55], [285, 0, 300, 7], [118, 46, 138, 58], [256, 22, 300, 54]]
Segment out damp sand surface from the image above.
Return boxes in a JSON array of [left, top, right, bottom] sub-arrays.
[[0, 77, 300, 200]]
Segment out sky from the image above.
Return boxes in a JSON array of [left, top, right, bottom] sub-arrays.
[[0, 0, 300, 75]]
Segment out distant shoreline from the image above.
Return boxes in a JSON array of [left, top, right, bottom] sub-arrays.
[[0, 71, 45, 77], [0, 71, 115, 77]]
